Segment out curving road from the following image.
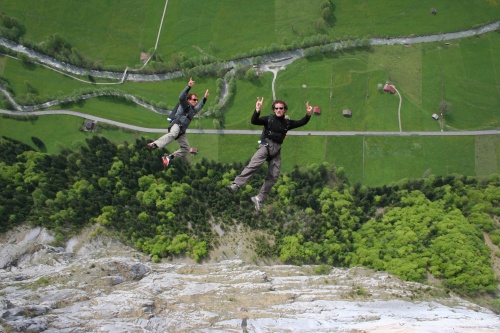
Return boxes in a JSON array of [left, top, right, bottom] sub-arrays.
[[1, 109, 498, 137], [0, 21, 498, 137], [0, 22, 498, 83]]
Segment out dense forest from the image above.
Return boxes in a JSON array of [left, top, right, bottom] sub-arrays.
[[0, 135, 499, 297]]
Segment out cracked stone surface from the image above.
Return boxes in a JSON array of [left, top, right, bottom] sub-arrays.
[[1, 226, 499, 333]]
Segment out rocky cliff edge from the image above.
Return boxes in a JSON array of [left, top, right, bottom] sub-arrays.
[[1, 225, 499, 333]]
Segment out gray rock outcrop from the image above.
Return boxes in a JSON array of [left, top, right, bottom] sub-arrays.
[[0, 226, 499, 332]]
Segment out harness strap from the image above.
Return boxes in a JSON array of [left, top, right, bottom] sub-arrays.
[[261, 138, 281, 161], [263, 115, 290, 143]]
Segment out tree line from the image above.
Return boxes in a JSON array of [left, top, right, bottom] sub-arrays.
[[0, 135, 498, 298]]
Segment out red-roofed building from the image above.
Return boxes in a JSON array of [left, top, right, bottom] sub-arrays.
[[313, 106, 321, 115], [383, 83, 395, 94]]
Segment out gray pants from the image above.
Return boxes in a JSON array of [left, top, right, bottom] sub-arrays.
[[233, 140, 282, 202], [153, 124, 190, 158]]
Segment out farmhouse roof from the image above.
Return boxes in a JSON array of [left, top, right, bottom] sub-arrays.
[[383, 84, 396, 94], [83, 119, 95, 130]]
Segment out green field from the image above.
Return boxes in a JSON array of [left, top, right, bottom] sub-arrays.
[[1, 0, 498, 65], [2, 113, 497, 186], [333, 0, 499, 39], [0, 0, 498, 185], [0, 0, 163, 67], [2, 30, 498, 131]]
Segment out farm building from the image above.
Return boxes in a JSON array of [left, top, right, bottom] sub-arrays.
[[383, 83, 395, 94], [313, 106, 321, 115], [83, 119, 96, 131], [432, 114, 439, 120], [343, 109, 352, 117], [189, 148, 199, 156]]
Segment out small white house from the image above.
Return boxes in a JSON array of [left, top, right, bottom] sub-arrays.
[[432, 113, 439, 120]]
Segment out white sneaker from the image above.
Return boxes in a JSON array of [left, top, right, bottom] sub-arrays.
[[251, 196, 261, 212], [227, 183, 239, 194]]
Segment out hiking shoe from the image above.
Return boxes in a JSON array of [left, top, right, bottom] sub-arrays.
[[161, 155, 171, 168], [226, 183, 240, 194], [147, 142, 157, 150], [251, 196, 261, 212]]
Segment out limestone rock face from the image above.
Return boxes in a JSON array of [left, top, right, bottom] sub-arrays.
[[1, 226, 499, 333]]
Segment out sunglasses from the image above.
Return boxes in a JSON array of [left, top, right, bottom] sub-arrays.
[[191, 98, 198, 102], [274, 107, 284, 110]]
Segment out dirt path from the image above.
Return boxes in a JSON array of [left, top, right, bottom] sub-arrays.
[[1, 109, 499, 137]]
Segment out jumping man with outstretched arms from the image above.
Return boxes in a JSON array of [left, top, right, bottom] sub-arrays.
[[227, 97, 313, 212], [147, 77, 209, 168]]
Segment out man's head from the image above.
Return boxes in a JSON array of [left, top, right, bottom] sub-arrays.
[[271, 100, 288, 117], [187, 93, 198, 106]]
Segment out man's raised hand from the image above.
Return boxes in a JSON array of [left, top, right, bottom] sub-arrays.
[[306, 101, 313, 115], [256, 97, 264, 112]]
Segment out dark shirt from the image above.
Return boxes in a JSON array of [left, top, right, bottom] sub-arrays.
[[169, 85, 207, 133], [251, 111, 311, 144]]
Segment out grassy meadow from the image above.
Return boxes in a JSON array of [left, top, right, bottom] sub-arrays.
[[0, 0, 499, 185], [2, 31, 498, 131], [0, 0, 164, 67], [1, 0, 498, 65], [1, 112, 496, 186], [332, 0, 499, 39]]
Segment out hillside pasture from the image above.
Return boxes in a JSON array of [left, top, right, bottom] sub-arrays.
[[2, 57, 89, 98], [421, 34, 500, 131], [475, 135, 500, 177], [0, 0, 163, 67], [0, 114, 143, 153], [1, 0, 498, 67], [157, 0, 279, 60], [332, 0, 499, 39], [223, 72, 275, 129], [1, 113, 488, 187], [1, 33, 497, 134], [325, 135, 477, 186]]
